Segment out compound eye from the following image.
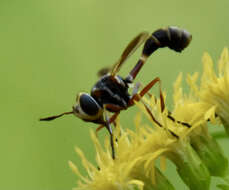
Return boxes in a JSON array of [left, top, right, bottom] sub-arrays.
[[79, 93, 100, 116]]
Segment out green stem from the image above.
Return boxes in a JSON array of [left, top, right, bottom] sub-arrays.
[[167, 142, 211, 190], [211, 131, 228, 139]]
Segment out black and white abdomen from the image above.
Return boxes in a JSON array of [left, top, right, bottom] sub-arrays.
[[91, 74, 131, 112]]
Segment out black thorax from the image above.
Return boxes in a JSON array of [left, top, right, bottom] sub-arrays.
[[91, 74, 131, 111]]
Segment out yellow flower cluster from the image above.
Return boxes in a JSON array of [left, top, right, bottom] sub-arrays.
[[69, 114, 176, 190], [69, 48, 229, 190], [199, 48, 229, 134]]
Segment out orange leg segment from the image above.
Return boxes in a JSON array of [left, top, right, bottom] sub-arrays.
[[128, 77, 165, 112]]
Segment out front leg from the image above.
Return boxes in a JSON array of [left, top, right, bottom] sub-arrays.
[[95, 105, 121, 136], [103, 109, 116, 159]]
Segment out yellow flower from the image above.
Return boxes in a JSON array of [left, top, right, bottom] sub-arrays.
[[69, 117, 175, 190], [69, 91, 212, 190], [172, 72, 215, 131], [134, 93, 211, 190], [198, 48, 229, 135], [170, 72, 228, 177]]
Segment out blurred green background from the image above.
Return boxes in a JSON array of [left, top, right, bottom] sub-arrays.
[[0, 0, 229, 189]]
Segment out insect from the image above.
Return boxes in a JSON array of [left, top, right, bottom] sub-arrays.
[[40, 26, 192, 159]]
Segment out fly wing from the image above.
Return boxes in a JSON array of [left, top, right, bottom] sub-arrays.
[[97, 66, 111, 77], [97, 32, 149, 77]]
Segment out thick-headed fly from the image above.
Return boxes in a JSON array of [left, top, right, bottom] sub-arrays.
[[40, 26, 192, 159]]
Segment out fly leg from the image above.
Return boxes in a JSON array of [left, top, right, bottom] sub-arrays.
[[104, 109, 115, 159], [128, 77, 165, 112], [95, 112, 120, 136]]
